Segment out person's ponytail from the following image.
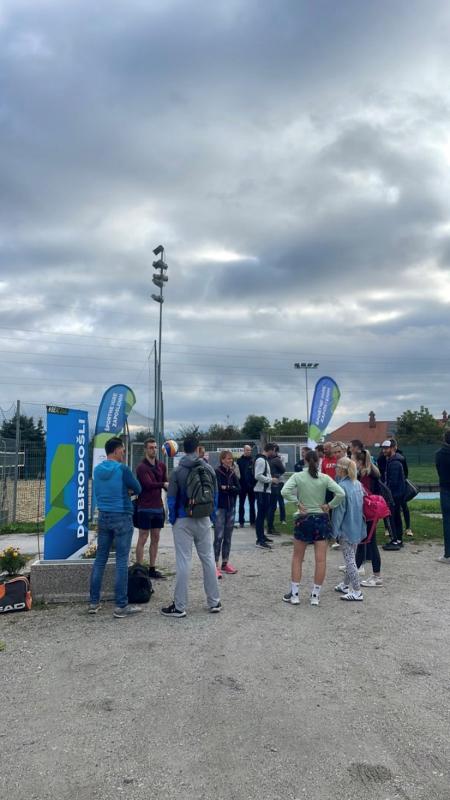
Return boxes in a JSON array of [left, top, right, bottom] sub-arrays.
[[305, 449, 319, 479]]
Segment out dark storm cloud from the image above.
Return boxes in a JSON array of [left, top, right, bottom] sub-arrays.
[[1, 0, 450, 429]]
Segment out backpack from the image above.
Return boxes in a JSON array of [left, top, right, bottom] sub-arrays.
[[363, 493, 391, 522], [185, 463, 215, 518], [253, 454, 270, 491], [0, 576, 32, 614], [127, 564, 153, 604]]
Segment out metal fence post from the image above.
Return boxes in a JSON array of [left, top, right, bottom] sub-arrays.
[[12, 400, 20, 523]]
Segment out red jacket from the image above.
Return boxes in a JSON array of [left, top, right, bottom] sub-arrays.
[[136, 459, 167, 509], [321, 455, 337, 478]]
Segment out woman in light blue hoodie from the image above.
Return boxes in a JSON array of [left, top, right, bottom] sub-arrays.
[[332, 457, 366, 601]]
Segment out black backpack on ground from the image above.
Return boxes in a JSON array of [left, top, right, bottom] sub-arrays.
[[127, 564, 153, 604], [185, 463, 215, 518]]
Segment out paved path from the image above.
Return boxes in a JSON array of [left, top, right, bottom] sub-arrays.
[[1, 536, 449, 800], [1, 523, 260, 558]]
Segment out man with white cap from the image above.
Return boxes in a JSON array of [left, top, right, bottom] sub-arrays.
[[380, 439, 406, 551]]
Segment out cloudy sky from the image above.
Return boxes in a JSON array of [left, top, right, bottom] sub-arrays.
[[1, 0, 449, 436]]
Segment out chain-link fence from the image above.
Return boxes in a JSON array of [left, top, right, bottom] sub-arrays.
[[0, 439, 45, 525]]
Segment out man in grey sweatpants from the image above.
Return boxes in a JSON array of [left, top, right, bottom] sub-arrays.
[[161, 435, 221, 618]]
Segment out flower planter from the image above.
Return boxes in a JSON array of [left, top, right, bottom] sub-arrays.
[[30, 558, 116, 603]]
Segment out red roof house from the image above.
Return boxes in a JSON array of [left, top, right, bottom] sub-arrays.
[[327, 412, 396, 447]]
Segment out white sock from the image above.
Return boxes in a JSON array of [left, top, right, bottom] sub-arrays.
[[312, 584, 321, 596], [291, 581, 300, 596]]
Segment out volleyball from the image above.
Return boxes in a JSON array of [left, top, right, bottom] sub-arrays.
[[162, 439, 178, 457]]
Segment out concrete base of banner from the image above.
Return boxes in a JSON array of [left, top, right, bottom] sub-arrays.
[[30, 558, 116, 603]]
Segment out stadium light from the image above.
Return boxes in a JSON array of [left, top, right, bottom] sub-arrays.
[[152, 246, 169, 451], [294, 361, 319, 430]]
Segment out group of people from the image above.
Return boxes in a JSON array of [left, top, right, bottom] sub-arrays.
[[88, 429, 450, 617]]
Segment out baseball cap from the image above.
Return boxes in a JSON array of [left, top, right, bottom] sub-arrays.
[[381, 439, 392, 447]]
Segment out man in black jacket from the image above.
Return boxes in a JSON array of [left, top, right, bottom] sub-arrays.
[[435, 430, 450, 563], [381, 439, 406, 551], [236, 444, 256, 527], [267, 444, 286, 535]]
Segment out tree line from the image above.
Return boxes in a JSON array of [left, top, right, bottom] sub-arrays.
[[1, 406, 448, 447]]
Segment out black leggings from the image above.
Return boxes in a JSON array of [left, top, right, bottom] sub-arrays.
[[400, 497, 410, 529], [356, 522, 381, 574]]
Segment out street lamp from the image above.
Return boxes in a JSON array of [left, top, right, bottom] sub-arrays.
[[294, 362, 319, 431], [152, 245, 169, 451]]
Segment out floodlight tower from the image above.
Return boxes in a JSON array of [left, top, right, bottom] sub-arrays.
[[294, 362, 319, 430], [151, 245, 168, 451]]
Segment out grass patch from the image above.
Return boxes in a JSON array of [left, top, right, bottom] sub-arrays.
[[408, 464, 438, 484], [409, 499, 441, 513], [0, 522, 44, 535]]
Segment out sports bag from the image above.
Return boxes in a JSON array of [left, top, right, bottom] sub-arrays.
[[185, 463, 215, 518], [404, 479, 419, 503], [363, 493, 391, 522], [0, 576, 32, 614], [127, 564, 153, 604]]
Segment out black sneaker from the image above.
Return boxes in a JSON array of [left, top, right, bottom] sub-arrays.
[[239, 523, 245, 528], [209, 601, 222, 613], [264, 536, 274, 543], [382, 541, 401, 551], [148, 567, 167, 581], [160, 602, 186, 618], [256, 541, 272, 550]]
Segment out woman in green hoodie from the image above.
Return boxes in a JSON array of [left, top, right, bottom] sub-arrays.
[[281, 450, 345, 606]]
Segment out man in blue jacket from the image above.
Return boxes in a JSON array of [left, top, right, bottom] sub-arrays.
[[89, 437, 142, 618], [381, 439, 406, 551]]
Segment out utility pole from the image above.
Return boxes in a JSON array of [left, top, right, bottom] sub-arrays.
[[151, 246, 169, 452]]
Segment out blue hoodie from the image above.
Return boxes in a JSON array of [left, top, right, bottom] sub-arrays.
[[94, 460, 141, 514]]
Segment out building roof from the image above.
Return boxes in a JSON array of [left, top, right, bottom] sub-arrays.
[[327, 420, 396, 447], [328, 410, 448, 446]]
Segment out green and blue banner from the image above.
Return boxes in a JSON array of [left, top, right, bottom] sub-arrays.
[[91, 385, 136, 512], [308, 376, 341, 448], [44, 406, 89, 559]]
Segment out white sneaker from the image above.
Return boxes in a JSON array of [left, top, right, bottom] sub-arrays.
[[361, 575, 383, 587], [334, 582, 349, 594], [338, 565, 365, 575], [340, 590, 363, 601], [437, 555, 450, 564], [331, 542, 340, 549], [282, 592, 300, 604], [405, 529, 414, 537], [310, 593, 320, 606]]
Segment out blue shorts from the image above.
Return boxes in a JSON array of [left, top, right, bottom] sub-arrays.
[[136, 508, 165, 531], [294, 514, 333, 544]]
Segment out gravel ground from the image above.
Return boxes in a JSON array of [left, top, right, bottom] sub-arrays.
[[1, 533, 450, 800]]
